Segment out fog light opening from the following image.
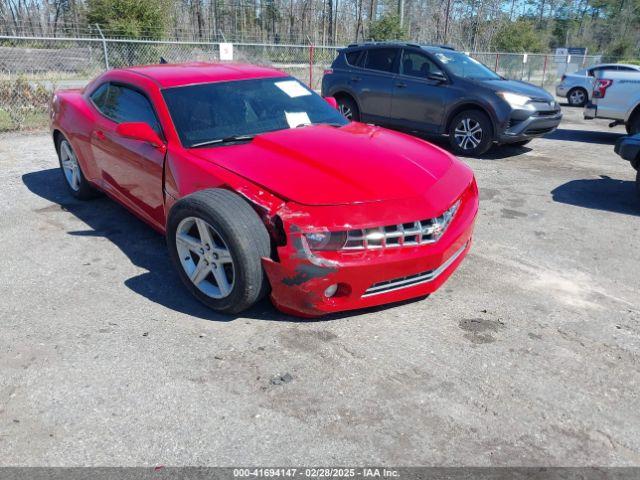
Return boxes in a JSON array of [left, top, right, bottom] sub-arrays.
[[324, 284, 338, 298]]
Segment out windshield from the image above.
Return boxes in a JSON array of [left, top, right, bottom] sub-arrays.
[[162, 77, 348, 147], [433, 51, 501, 80]]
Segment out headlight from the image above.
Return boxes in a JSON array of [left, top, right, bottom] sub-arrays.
[[497, 91, 533, 109], [304, 231, 347, 250], [431, 200, 460, 241]]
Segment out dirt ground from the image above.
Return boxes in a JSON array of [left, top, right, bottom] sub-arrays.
[[0, 105, 638, 466]]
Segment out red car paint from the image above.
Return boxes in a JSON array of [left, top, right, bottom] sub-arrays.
[[50, 62, 478, 317]]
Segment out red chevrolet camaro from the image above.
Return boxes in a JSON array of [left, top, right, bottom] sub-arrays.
[[50, 62, 478, 317]]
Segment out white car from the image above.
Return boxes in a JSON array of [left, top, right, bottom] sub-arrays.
[[584, 71, 640, 134], [556, 64, 640, 107]]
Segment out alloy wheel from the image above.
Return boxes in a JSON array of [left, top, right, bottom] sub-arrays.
[[175, 216, 235, 299], [339, 103, 353, 119], [60, 140, 82, 191], [569, 89, 586, 105], [454, 118, 483, 151]]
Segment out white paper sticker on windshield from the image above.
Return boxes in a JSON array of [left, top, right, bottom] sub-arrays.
[[275, 80, 311, 98], [285, 111, 311, 128]]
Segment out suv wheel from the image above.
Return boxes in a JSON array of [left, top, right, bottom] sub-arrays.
[[448, 110, 494, 156], [337, 96, 359, 121], [567, 87, 588, 107]]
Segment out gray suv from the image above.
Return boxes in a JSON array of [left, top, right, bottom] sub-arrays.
[[321, 43, 562, 156]]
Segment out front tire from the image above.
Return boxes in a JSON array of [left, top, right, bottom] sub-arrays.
[[167, 189, 271, 315], [626, 114, 640, 135], [56, 136, 98, 200], [567, 87, 588, 107], [448, 110, 494, 156]]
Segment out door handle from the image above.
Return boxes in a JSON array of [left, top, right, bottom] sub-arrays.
[[94, 130, 106, 141], [395, 82, 407, 88], [350, 76, 361, 82]]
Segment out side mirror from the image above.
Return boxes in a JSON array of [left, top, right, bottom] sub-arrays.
[[428, 71, 447, 83], [324, 96, 338, 110], [116, 122, 165, 149]]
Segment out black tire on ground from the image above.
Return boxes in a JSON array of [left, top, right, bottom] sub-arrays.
[[166, 189, 271, 314], [336, 95, 360, 121], [448, 109, 494, 156], [636, 170, 640, 199], [626, 114, 640, 135], [567, 87, 588, 107], [509, 139, 532, 147], [55, 135, 99, 200]]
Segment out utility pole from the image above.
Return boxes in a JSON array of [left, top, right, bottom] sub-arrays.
[[398, 0, 404, 28], [443, 0, 451, 43]]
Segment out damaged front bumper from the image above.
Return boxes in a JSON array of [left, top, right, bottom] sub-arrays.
[[262, 180, 478, 318]]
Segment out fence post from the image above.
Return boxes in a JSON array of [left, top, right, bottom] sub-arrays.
[[95, 23, 110, 70], [541, 55, 548, 88], [494, 53, 499, 73], [308, 41, 315, 89]]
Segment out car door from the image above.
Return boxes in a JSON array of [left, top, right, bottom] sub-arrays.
[[389, 49, 447, 132], [89, 82, 166, 227], [353, 47, 399, 121]]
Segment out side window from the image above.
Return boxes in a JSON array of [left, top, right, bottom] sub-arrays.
[[590, 67, 606, 78], [618, 66, 637, 72], [90, 83, 110, 109], [345, 50, 363, 67], [99, 84, 161, 134], [364, 48, 399, 73], [401, 51, 443, 78]]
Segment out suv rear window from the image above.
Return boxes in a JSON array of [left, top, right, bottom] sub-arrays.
[[364, 48, 398, 73]]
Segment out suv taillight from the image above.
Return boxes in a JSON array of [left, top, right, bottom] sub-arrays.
[[324, 68, 333, 75], [593, 79, 613, 98]]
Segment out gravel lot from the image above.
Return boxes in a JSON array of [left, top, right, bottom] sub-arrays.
[[0, 106, 639, 466]]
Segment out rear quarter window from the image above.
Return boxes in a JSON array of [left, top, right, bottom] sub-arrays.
[[345, 50, 363, 67], [90, 83, 110, 109]]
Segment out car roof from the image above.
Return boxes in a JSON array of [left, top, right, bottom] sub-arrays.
[[124, 62, 288, 88], [590, 63, 640, 69], [344, 42, 457, 54]]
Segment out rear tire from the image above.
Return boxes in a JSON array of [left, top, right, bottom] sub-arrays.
[[55, 136, 99, 200], [336, 96, 360, 121], [567, 87, 588, 107], [636, 170, 640, 199], [448, 110, 494, 156], [167, 189, 271, 315]]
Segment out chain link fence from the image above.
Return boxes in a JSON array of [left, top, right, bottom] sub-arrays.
[[0, 34, 609, 132]]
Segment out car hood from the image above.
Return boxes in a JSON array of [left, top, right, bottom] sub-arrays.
[[191, 123, 455, 206], [476, 78, 554, 101]]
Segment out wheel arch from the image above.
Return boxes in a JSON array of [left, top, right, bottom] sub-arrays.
[[169, 184, 286, 257], [331, 90, 361, 112], [52, 129, 65, 152], [568, 85, 588, 94], [625, 101, 640, 124], [444, 102, 497, 137]]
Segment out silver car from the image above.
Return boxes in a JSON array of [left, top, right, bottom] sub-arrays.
[[556, 64, 640, 106]]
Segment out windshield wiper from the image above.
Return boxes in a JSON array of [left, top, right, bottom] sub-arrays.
[[190, 134, 255, 148], [294, 122, 345, 128]]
